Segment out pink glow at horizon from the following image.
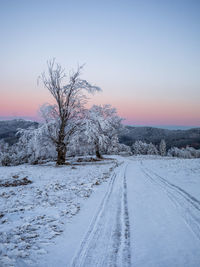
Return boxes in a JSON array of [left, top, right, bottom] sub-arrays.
[[1, 87, 199, 127], [118, 102, 200, 126], [87, 93, 200, 127]]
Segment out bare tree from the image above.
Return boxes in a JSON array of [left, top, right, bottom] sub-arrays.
[[39, 59, 101, 165]]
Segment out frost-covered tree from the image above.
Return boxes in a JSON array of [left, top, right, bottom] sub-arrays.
[[167, 146, 200, 158], [16, 125, 56, 164], [0, 125, 57, 166], [159, 139, 166, 156], [39, 59, 101, 165], [84, 105, 123, 158], [147, 143, 158, 155], [132, 141, 148, 155], [132, 141, 158, 155], [0, 140, 11, 166]]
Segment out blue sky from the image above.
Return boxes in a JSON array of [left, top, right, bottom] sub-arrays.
[[0, 0, 200, 126]]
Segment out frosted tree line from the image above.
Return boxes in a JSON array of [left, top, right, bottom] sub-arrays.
[[132, 139, 167, 156], [1, 124, 199, 166], [1, 126, 200, 166], [131, 139, 200, 158], [167, 146, 200, 158]]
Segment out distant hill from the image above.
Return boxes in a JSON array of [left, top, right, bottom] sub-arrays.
[[0, 119, 39, 145], [119, 126, 200, 149], [0, 120, 200, 149]]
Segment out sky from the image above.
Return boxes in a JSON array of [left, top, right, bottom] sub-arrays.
[[0, 0, 200, 127]]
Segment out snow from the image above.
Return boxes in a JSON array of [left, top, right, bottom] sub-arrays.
[[140, 157, 200, 199], [127, 156, 200, 267], [0, 159, 117, 266], [0, 156, 200, 266]]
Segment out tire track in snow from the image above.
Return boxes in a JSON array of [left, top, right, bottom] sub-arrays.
[[70, 162, 131, 267], [70, 171, 117, 267], [140, 161, 200, 241], [121, 168, 131, 266]]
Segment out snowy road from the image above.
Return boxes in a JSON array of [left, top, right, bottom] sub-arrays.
[[127, 158, 200, 267], [71, 162, 131, 267], [70, 158, 200, 267]]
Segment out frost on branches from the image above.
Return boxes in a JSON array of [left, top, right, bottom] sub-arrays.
[[83, 105, 123, 159], [16, 125, 56, 164], [167, 146, 200, 158], [0, 59, 130, 166], [132, 141, 158, 155], [0, 125, 56, 166], [159, 139, 166, 156], [39, 59, 101, 165], [0, 104, 124, 165]]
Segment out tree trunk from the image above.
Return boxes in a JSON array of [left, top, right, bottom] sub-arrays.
[[56, 122, 66, 165], [95, 149, 102, 159], [95, 142, 102, 159], [56, 143, 66, 165]]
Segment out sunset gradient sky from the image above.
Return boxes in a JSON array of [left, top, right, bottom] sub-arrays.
[[0, 0, 200, 127]]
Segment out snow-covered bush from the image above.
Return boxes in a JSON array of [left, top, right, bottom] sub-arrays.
[[132, 141, 147, 155], [0, 140, 20, 166], [0, 125, 57, 166], [17, 125, 56, 164], [185, 146, 200, 158], [0, 145, 22, 166], [147, 143, 159, 155], [167, 146, 200, 158], [117, 143, 132, 156], [132, 141, 158, 155]]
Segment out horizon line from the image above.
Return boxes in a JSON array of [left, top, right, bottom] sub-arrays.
[[0, 116, 199, 130]]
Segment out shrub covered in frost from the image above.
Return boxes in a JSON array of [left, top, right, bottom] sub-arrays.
[[117, 143, 132, 156], [167, 146, 200, 158], [132, 141, 158, 155], [0, 125, 57, 166]]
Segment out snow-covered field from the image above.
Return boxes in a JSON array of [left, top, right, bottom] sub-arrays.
[[0, 156, 200, 267], [0, 158, 117, 266]]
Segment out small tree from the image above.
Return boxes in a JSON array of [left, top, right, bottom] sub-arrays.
[[159, 139, 166, 156], [132, 141, 148, 155], [147, 143, 158, 155], [132, 140, 158, 155], [16, 125, 56, 164], [40, 59, 101, 165], [84, 105, 122, 159]]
